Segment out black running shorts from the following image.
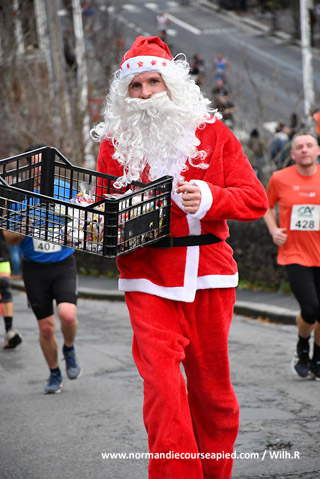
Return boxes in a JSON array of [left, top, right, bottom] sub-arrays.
[[22, 255, 78, 320]]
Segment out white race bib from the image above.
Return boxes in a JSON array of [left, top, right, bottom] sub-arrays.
[[33, 239, 62, 253], [290, 204, 320, 231]]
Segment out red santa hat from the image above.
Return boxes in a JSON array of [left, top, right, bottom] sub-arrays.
[[119, 36, 173, 80]]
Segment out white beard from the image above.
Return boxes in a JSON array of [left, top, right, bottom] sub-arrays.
[[111, 91, 205, 187]]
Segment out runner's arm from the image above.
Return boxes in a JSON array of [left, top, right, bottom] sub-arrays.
[[264, 207, 287, 246], [2, 230, 24, 246]]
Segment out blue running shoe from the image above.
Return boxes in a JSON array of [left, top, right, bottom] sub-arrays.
[[44, 372, 63, 394], [63, 346, 82, 380]]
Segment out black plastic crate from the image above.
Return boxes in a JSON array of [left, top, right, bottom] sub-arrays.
[[0, 146, 172, 257]]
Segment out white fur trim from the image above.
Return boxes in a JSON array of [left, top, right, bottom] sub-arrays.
[[171, 190, 184, 211], [186, 213, 201, 235], [119, 277, 196, 302], [119, 271, 238, 302], [197, 273, 238, 289], [119, 55, 174, 79], [119, 245, 199, 302], [172, 179, 212, 220]]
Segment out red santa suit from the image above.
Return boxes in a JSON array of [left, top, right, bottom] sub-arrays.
[[96, 36, 268, 479], [97, 119, 267, 300]]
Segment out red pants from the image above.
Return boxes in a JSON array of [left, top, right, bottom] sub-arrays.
[[125, 288, 239, 479]]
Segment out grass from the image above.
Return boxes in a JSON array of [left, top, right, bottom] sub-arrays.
[[237, 279, 293, 295]]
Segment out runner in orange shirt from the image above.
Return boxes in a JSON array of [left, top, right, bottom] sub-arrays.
[[264, 132, 320, 379]]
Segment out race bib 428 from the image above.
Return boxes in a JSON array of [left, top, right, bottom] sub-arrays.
[[290, 204, 320, 231]]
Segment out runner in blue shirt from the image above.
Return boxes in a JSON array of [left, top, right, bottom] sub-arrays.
[[4, 144, 81, 394], [214, 52, 231, 83]]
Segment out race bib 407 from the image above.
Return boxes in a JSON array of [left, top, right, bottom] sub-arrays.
[[33, 239, 62, 253]]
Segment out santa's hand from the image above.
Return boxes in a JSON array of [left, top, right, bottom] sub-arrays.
[[177, 181, 201, 214]]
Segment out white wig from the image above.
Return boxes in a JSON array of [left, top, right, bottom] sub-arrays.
[[91, 55, 221, 187]]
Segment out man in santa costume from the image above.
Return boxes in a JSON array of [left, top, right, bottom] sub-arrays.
[[91, 36, 268, 479]]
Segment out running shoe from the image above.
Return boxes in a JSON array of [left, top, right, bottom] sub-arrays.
[[3, 330, 23, 349], [309, 361, 320, 380], [44, 372, 63, 394], [62, 346, 82, 380], [291, 349, 310, 378]]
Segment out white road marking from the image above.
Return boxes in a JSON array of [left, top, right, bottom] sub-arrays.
[[122, 4, 141, 12], [145, 2, 201, 35], [203, 27, 238, 35]]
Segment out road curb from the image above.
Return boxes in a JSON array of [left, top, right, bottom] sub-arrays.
[[10, 280, 126, 302], [77, 289, 126, 302], [234, 300, 297, 325]]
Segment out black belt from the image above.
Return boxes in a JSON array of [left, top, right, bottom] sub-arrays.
[[149, 233, 222, 248]]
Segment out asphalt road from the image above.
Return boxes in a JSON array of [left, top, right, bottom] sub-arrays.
[[1, 290, 319, 479], [103, 0, 320, 134]]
